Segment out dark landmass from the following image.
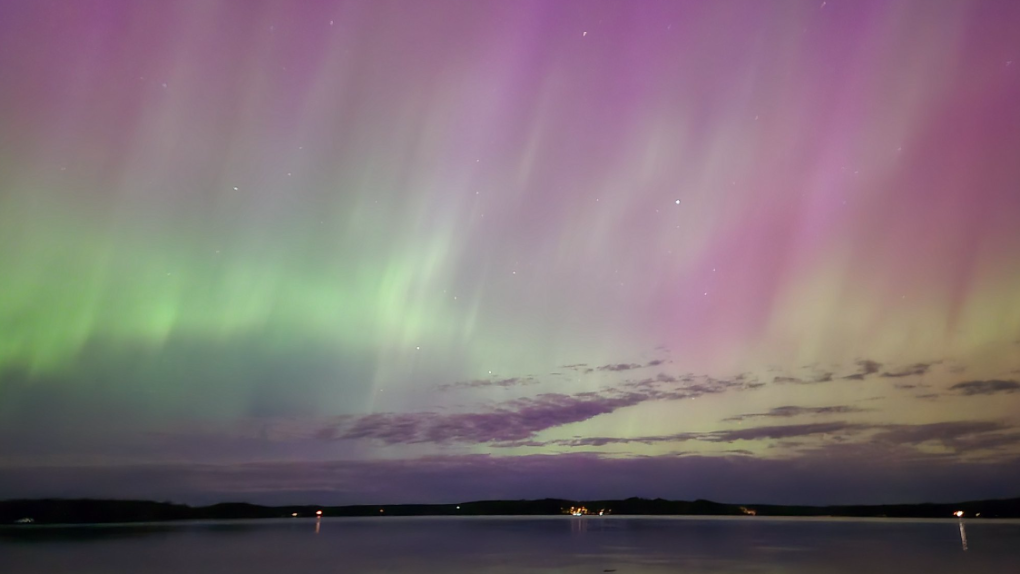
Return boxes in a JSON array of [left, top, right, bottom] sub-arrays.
[[2, 496, 1018, 525]]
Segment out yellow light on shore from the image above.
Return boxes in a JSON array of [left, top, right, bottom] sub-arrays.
[[316, 510, 323, 516], [954, 510, 964, 518]]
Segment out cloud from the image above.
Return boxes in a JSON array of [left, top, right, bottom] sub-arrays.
[[439, 377, 536, 390], [774, 373, 835, 384], [841, 359, 883, 380], [723, 405, 866, 422], [541, 421, 867, 448], [859, 360, 883, 375], [870, 421, 1020, 453], [881, 362, 937, 378], [706, 422, 865, 442], [536, 419, 1020, 457], [949, 380, 1020, 396], [871, 421, 1003, 445], [561, 359, 666, 375], [328, 374, 754, 445], [333, 391, 652, 445], [624, 373, 752, 395], [596, 363, 643, 372]]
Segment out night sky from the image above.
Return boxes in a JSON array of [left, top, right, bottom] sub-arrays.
[[1, 0, 1019, 506]]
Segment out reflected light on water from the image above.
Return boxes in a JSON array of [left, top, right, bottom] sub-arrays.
[[570, 517, 588, 534], [4, 517, 1020, 573]]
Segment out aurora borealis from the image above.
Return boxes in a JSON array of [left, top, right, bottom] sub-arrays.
[[1, 0, 1019, 505]]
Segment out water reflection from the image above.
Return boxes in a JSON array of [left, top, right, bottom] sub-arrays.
[[2, 517, 1018, 573], [570, 516, 588, 534]]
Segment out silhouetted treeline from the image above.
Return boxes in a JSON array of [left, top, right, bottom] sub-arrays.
[[2, 496, 1018, 525]]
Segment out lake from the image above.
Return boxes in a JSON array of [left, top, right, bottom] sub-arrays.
[[2, 516, 1019, 573]]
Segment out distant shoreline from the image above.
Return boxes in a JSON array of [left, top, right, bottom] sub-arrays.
[[3, 496, 1019, 526]]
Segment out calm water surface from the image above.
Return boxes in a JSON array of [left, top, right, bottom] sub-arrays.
[[2, 516, 1018, 573]]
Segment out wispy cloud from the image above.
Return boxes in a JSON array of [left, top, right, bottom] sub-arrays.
[[327, 374, 753, 445], [596, 363, 644, 372], [562, 359, 668, 375], [841, 359, 883, 380], [439, 377, 537, 391], [774, 373, 835, 384], [536, 421, 868, 448], [871, 421, 1020, 453], [335, 392, 652, 445], [949, 379, 1020, 396], [625, 373, 752, 396], [881, 362, 937, 378], [723, 405, 866, 422], [706, 422, 866, 442], [532, 419, 1020, 457]]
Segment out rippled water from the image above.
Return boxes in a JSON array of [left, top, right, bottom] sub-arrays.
[[3, 516, 1019, 573]]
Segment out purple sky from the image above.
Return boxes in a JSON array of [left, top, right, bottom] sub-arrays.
[[1, 0, 1019, 505]]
